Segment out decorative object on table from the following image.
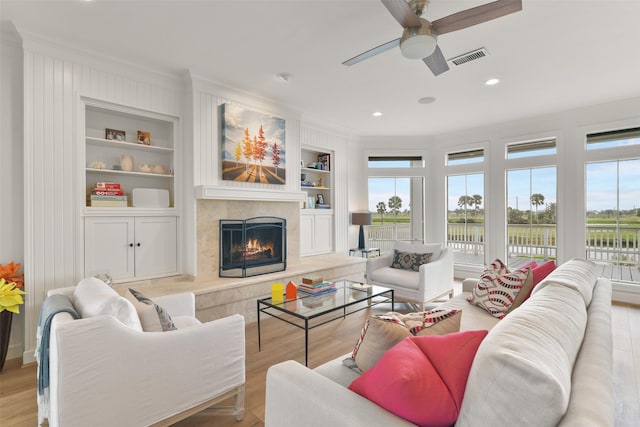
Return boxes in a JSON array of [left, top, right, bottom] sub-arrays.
[[271, 283, 284, 303], [136, 130, 151, 145], [105, 128, 125, 141], [220, 102, 286, 185], [318, 153, 330, 171], [0, 261, 25, 372], [302, 276, 323, 285], [286, 281, 298, 300], [298, 281, 337, 296], [119, 154, 134, 171], [88, 160, 106, 169], [351, 212, 373, 250]]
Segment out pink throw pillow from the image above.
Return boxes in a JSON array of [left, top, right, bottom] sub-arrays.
[[348, 330, 488, 427], [525, 260, 557, 299], [532, 260, 556, 285]]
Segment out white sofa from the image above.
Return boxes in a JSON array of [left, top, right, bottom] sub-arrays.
[[265, 258, 613, 426], [39, 279, 245, 427], [366, 242, 454, 310]]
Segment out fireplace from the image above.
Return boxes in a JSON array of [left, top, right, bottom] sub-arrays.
[[219, 216, 287, 278]]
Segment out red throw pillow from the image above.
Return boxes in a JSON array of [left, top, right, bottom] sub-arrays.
[[526, 260, 557, 298], [348, 330, 488, 427], [532, 260, 556, 285]]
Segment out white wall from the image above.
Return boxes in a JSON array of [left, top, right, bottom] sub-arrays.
[[0, 25, 25, 361], [18, 30, 183, 362]]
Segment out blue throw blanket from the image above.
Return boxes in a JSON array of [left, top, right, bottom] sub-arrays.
[[36, 294, 79, 397]]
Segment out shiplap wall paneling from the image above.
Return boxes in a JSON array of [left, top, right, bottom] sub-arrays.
[[22, 46, 181, 362]]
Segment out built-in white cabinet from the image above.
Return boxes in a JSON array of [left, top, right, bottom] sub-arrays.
[[300, 210, 333, 256], [81, 99, 180, 283], [84, 216, 177, 281], [300, 147, 334, 256]]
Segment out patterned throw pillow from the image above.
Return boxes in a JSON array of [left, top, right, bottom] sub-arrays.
[[345, 309, 461, 372], [467, 268, 532, 319], [125, 288, 177, 332], [390, 250, 433, 271], [349, 330, 488, 427]]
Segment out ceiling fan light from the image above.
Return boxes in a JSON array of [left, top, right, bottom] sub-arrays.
[[400, 34, 437, 59]]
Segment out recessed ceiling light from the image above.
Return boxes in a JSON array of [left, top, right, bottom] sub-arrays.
[[418, 96, 437, 104], [372, 112, 383, 117], [485, 78, 501, 86]]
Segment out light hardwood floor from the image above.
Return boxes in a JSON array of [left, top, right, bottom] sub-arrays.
[[1, 301, 638, 426]]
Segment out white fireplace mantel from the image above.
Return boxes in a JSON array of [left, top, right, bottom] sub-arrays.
[[195, 185, 306, 202]]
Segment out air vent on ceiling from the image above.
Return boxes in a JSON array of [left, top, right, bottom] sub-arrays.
[[448, 48, 489, 67]]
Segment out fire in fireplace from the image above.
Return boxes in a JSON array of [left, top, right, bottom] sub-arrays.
[[219, 216, 286, 278]]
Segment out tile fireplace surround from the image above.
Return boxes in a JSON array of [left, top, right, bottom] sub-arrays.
[[114, 199, 366, 324]]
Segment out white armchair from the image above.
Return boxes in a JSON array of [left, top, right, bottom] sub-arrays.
[[366, 242, 454, 310], [40, 283, 245, 427]]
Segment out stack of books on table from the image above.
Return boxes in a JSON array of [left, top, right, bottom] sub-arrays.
[[298, 281, 337, 296], [89, 182, 128, 207]]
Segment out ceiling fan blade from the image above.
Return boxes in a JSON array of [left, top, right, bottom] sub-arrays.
[[431, 0, 522, 35], [342, 38, 401, 66], [381, 0, 422, 28], [423, 45, 449, 76]]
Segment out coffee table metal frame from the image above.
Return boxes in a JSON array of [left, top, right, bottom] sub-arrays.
[[257, 280, 394, 366]]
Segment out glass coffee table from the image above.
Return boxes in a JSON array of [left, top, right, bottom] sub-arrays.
[[257, 279, 394, 366]]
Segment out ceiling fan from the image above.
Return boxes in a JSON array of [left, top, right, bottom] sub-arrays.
[[342, 0, 522, 76]]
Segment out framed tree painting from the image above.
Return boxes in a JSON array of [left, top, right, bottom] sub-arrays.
[[220, 103, 286, 184]]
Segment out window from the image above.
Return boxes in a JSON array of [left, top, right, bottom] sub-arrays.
[[507, 139, 556, 159], [367, 155, 425, 253], [447, 173, 485, 265], [368, 156, 424, 168], [446, 149, 484, 166], [585, 159, 640, 283], [586, 127, 640, 150], [506, 167, 557, 268]]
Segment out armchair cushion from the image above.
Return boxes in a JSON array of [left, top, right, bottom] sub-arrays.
[[390, 250, 433, 271], [125, 288, 177, 332], [73, 277, 142, 332], [394, 242, 442, 261]]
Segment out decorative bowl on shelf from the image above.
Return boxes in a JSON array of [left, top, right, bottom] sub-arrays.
[[88, 160, 106, 169], [138, 163, 151, 173]]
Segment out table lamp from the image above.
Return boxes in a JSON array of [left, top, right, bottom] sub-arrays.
[[351, 212, 372, 250]]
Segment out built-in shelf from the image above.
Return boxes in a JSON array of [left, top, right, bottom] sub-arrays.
[[86, 168, 173, 178], [86, 137, 174, 153]]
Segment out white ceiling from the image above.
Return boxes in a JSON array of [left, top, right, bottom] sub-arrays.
[[3, 0, 640, 136]]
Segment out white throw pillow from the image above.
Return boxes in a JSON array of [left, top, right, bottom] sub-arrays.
[[73, 277, 143, 332]]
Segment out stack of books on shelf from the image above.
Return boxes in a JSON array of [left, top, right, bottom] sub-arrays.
[[88, 182, 128, 207], [298, 276, 337, 296]]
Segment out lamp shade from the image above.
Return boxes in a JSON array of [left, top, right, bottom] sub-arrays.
[[351, 212, 372, 250], [351, 212, 372, 226]]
